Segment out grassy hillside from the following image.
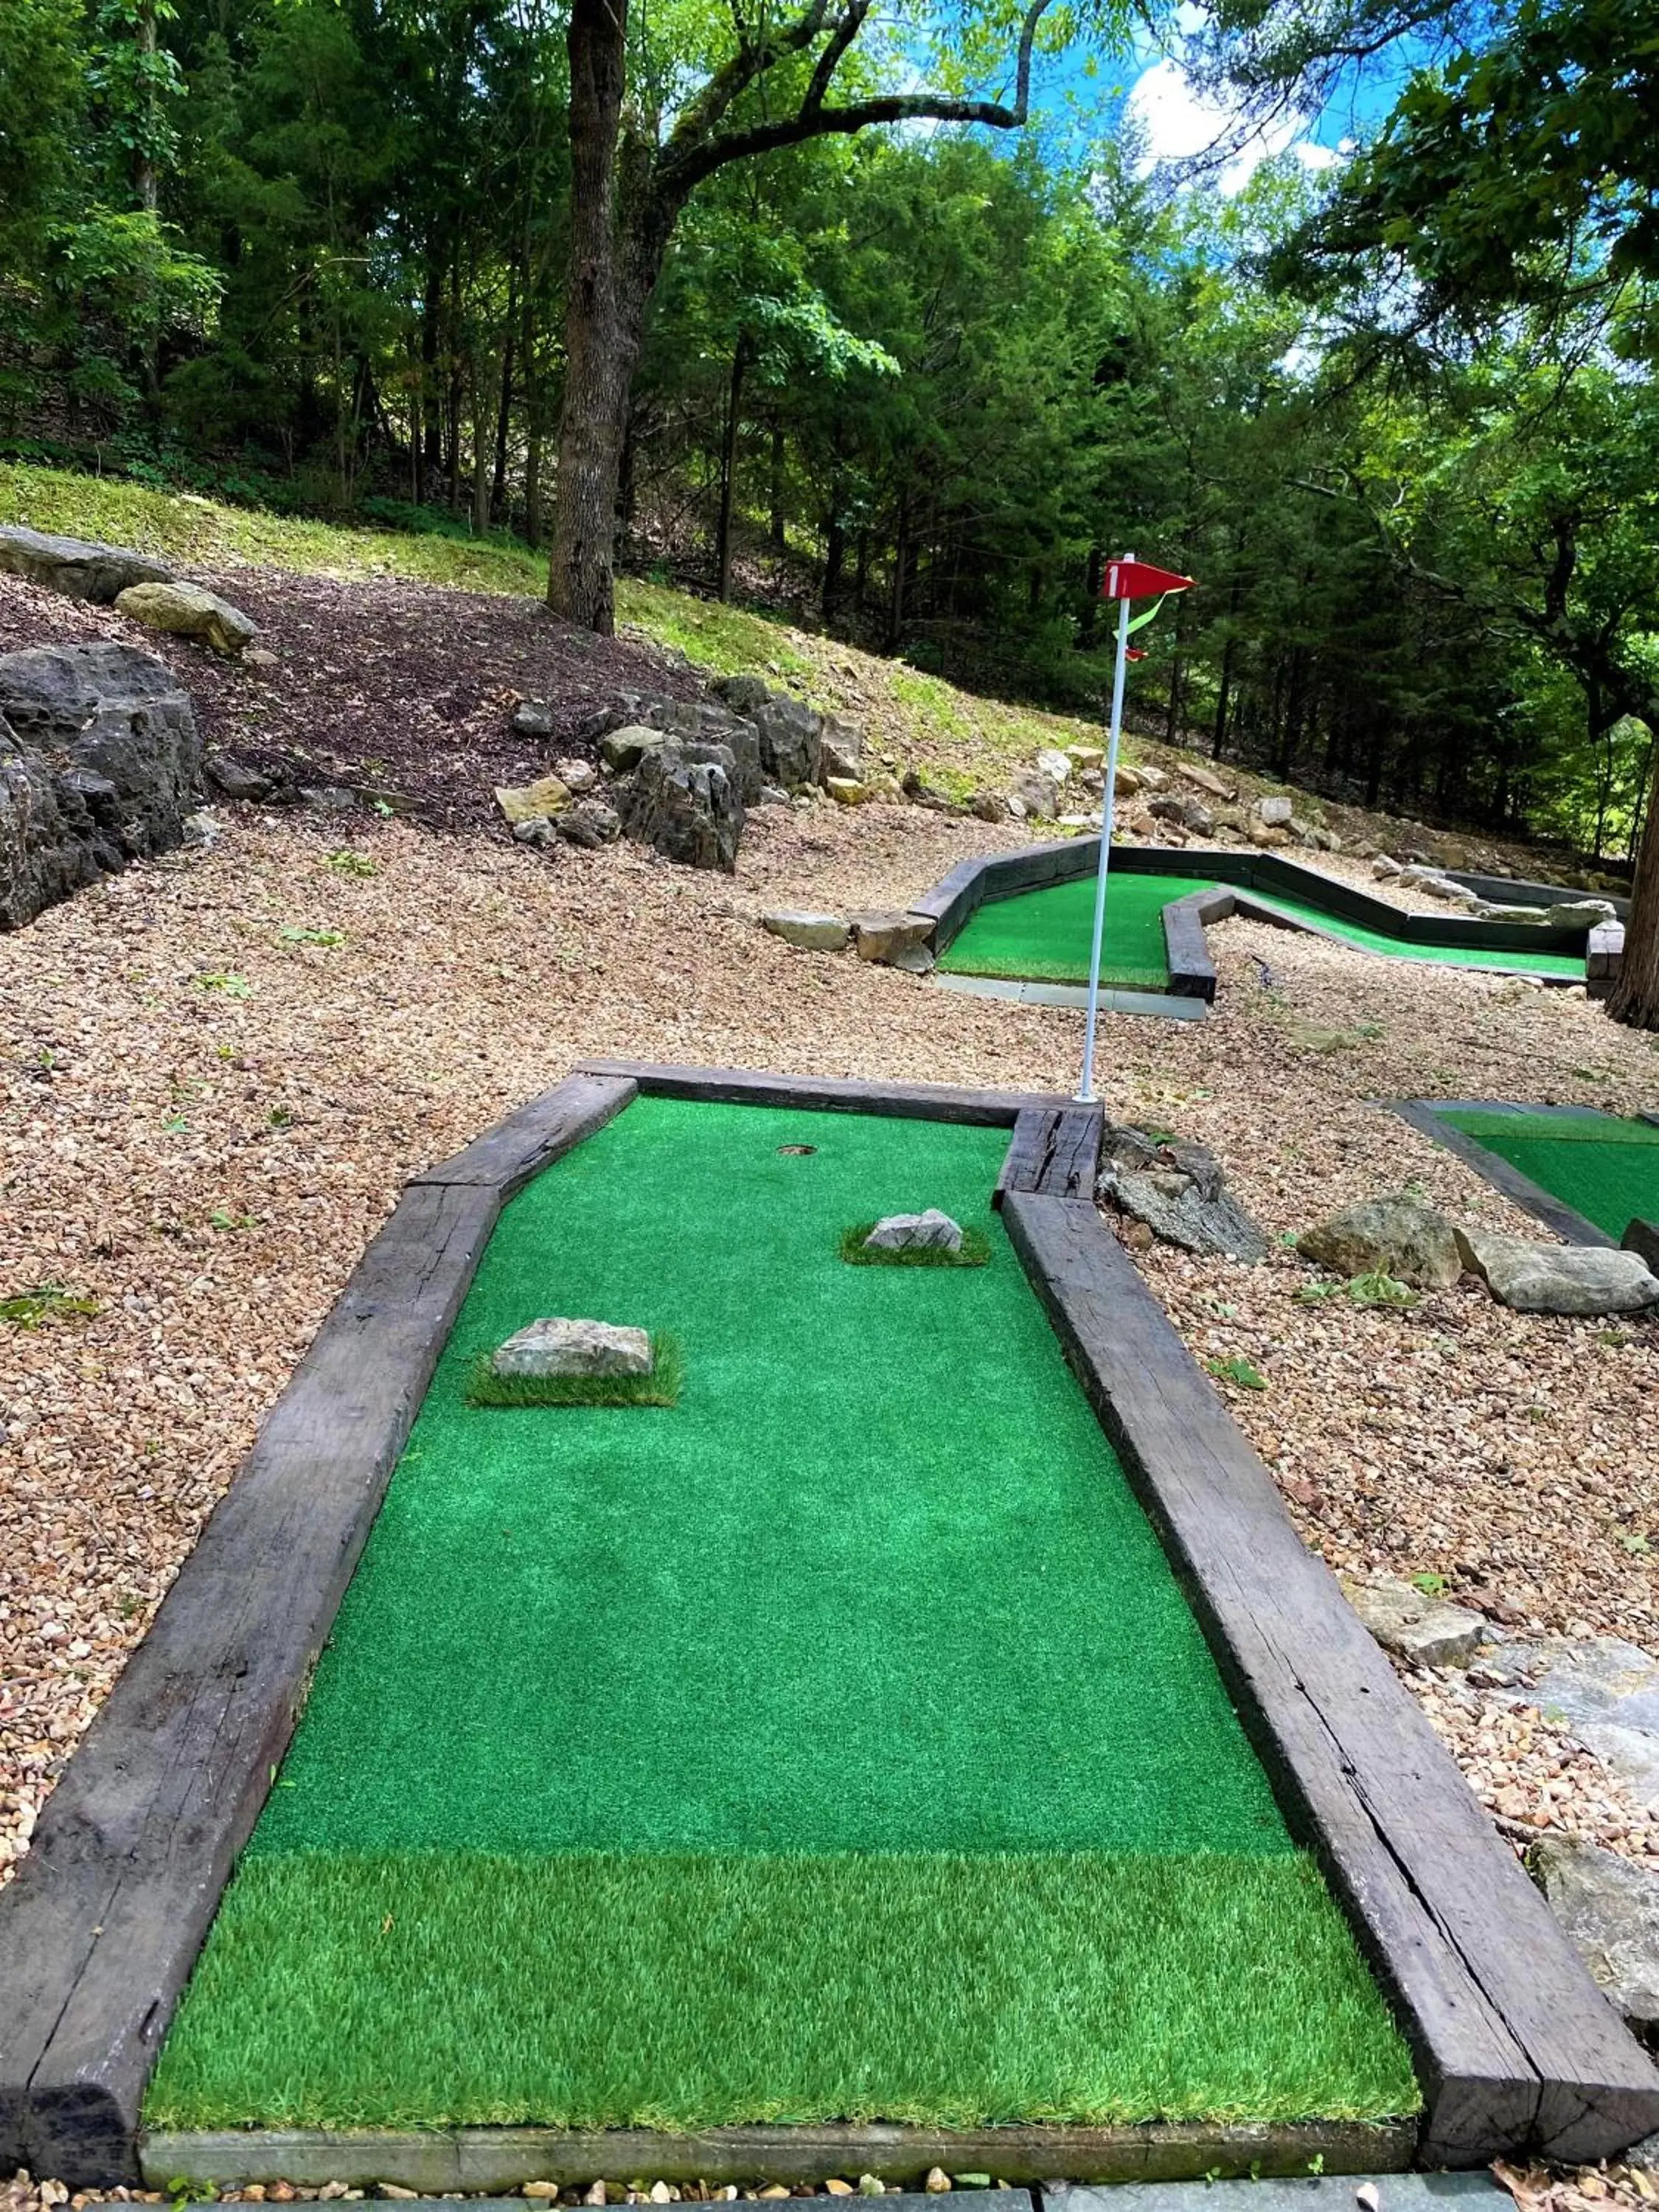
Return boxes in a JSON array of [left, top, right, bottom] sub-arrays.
[[0, 461, 1558, 872]]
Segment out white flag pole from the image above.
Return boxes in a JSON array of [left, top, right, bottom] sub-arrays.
[[1078, 557, 1134, 1103]]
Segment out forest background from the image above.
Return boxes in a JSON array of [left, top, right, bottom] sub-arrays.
[[1, 0, 1656, 883]]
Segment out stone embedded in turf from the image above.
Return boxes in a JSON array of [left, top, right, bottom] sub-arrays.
[[864, 1210, 964, 1253], [1455, 1228, 1659, 1315], [492, 1318, 653, 1379]]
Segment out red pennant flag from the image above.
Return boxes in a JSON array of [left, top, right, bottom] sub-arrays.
[[1102, 557, 1194, 601]]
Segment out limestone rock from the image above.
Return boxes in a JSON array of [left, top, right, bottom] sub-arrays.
[[1134, 763, 1168, 791], [748, 692, 822, 788], [1535, 1837, 1659, 2030], [620, 738, 745, 871], [1248, 820, 1290, 849], [759, 784, 792, 807], [1297, 1192, 1461, 1289], [601, 723, 667, 773], [821, 734, 863, 786], [1149, 791, 1213, 835], [1096, 1124, 1268, 1262], [555, 757, 598, 793], [0, 642, 202, 930], [206, 753, 272, 803], [864, 1209, 963, 1253], [1372, 853, 1403, 878], [1255, 793, 1294, 826], [1340, 1575, 1490, 1668], [1034, 748, 1073, 786], [556, 797, 622, 848], [0, 522, 173, 604], [1012, 768, 1061, 820], [826, 776, 869, 806], [847, 909, 933, 964], [510, 699, 557, 737], [495, 773, 571, 825], [115, 579, 257, 656], [1067, 744, 1104, 770], [1455, 1228, 1659, 1315], [1545, 898, 1620, 929], [512, 816, 559, 849], [762, 910, 849, 952], [1113, 763, 1144, 798], [970, 790, 1010, 821], [1180, 763, 1233, 800], [492, 1317, 652, 1379], [1491, 1636, 1659, 1809]]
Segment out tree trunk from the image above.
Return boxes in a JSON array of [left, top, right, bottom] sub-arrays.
[[1211, 636, 1235, 759], [1607, 749, 1659, 1030], [769, 422, 787, 552], [715, 334, 750, 604], [472, 356, 494, 535], [547, 0, 644, 633]]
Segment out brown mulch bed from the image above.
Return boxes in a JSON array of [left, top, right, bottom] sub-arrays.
[[0, 566, 700, 832]]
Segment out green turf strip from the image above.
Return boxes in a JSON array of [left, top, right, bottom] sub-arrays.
[[938, 871, 1183, 987], [1438, 1108, 1659, 1239], [145, 1851, 1418, 2131], [150, 1097, 1416, 2128], [936, 869, 1585, 987]]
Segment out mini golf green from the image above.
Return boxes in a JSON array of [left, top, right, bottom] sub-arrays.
[[936, 870, 1586, 987], [1437, 1107, 1659, 1239], [147, 1098, 1417, 2135]]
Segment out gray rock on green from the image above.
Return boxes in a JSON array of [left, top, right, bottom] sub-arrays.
[[492, 1318, 653, 1378]]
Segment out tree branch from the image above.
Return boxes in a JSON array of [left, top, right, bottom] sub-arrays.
[[659, 0, 1051, 194]]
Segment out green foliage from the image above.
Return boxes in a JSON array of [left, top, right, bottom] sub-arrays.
[[1208, 1354, 1268, 1391], [0, 1284, 100, 1327]]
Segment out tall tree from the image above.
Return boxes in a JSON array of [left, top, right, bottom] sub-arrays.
[[547, 0, 1071, 633]]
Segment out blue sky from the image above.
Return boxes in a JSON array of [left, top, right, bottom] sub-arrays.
[[1018, 3, 1416, 189]]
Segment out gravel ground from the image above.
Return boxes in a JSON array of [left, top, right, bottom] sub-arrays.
[[2, 569, 1658, 2200]]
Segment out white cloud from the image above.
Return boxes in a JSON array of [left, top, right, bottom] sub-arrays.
[[1124, 55, 1339, 192]]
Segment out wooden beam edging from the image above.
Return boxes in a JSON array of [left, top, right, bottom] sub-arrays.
[[137, 2117, 1414, 2194], [574, 1059, 1071, 1124], [998, 1187, 1659, 2168], [994, 1104, 1104, 1208], [1161, 888, 1228, 1001], [0, 1074, 639, 2190], [1385, 1100, 1616, 1249]]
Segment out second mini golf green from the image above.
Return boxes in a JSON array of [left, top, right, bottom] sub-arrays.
[[936, 869, 1587, 987], [147, 1097, 1417, 2135]]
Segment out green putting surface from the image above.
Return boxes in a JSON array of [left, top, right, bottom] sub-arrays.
[[1438, 1107, 1659, 1239], [148, 1097, 1417, 2132], [936, 868, 1585, 987]]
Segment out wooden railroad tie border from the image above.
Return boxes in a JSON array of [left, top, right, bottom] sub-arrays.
[[1387, 1099, 1621, 1249], [905, 843, 1595, 998], [4, 1064, 1658, 2189]]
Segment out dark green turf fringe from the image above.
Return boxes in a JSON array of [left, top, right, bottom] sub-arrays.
[[838, 1223, 991, 1267], [145, 1850, 1420, 2132], [465, 1333, 684, 1408], [1439, 1108, 1659, 1239]]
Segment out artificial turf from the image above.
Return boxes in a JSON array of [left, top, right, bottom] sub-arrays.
[[935, 869, 1587, 987], [1437, 1107, 1659, 1239], [149, 1096, 1417, 2132], [145, 1851, 1417, 2131]]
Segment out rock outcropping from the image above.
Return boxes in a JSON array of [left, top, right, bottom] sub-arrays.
[[0, 523, 174, 604], [0, 642, 201, 929]]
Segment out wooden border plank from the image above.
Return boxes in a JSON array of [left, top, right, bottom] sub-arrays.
[[0, 1075, 627, 2186], [993, 1105, 1102, 1207], [139, 2117, 1415, 2193], [1000, 1188, 1659, 2167], [574, 1060, 1069, 1124], [1161, 888, 1230, 1001], [1387, 1100, 1617, 1248], [411, 1074, 637, 1196]]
